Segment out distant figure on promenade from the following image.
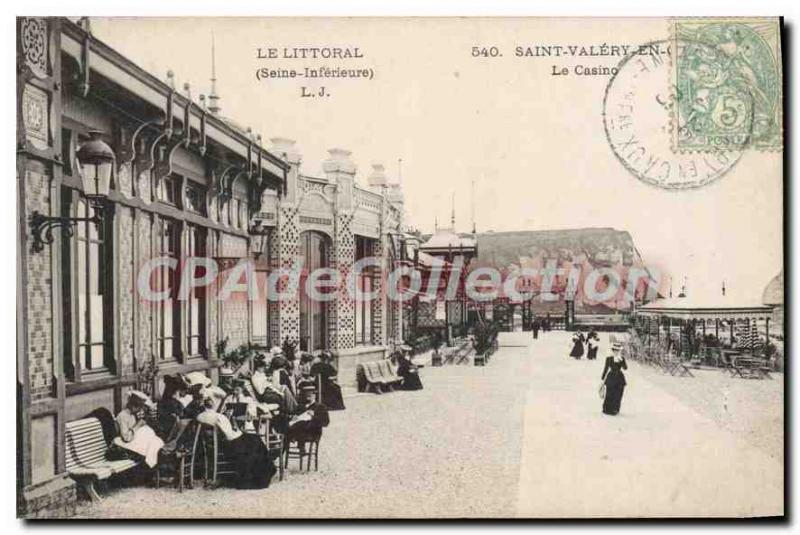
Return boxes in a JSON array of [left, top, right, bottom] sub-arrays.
[[601, 341, 628, 415], [397, 347, 423, 390], [586, 331, 599, 360], [569, 332, 585, 359], [532, 318, 540, 339]]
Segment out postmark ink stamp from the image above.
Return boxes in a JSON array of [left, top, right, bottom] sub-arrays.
[[603, 39, 750, 190]]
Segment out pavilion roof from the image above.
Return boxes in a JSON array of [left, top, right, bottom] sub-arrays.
[[420, 227, 476, 251], [638, 294, 774, 320]]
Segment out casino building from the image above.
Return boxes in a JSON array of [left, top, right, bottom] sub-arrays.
[[16, 17, 406, 516]]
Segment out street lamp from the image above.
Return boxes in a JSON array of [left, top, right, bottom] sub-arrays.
[[249, 220, 270, 261], [76, 130, 115, 201], [29, 130, 115, 253]]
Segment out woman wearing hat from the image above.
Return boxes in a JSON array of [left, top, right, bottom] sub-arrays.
[[569, 332, 585, 359], [310, 351, 346, 410], [586, 331, 600, 360], [221, 378, 259, 430], [111, 391, 164, 468], [196, 389, 277, 489], [156, 374, 190, 440], [251, 353, 299, 432], [397, 347, 423, 391], [601, 341, 628, 415]]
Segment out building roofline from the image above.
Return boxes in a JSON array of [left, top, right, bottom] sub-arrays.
[[60, 18, 289, 179]]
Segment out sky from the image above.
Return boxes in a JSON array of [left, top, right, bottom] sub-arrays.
[[89, 17, 783, 302]]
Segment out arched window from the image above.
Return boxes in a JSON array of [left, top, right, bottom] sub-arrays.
[[300, 231, 330, 351]]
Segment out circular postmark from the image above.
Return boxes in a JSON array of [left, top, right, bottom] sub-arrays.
[[603, 39, 754, 190]]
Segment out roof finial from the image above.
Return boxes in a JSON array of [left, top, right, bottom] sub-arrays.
[[398, 158, 403, 184], [722, 279, 726, 296], [471, 178, 476, 235], [208, 32, 221, 115], [450, 191, 455, 229]]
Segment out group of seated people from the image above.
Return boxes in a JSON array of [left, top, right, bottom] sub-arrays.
[[108, 346, 344, 490]]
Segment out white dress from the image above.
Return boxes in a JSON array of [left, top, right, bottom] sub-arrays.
[[113, 409, 164, 468]]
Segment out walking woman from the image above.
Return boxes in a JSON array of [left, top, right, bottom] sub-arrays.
[[586, 331, 599, 360], [601, 341, 628, 415], [569, 332, 585, 359]]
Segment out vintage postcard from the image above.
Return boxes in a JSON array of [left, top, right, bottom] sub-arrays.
[[16, 16, 784, 519]]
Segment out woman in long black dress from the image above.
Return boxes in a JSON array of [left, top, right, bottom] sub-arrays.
[[397, 350, 423, 390], [586, 332, 599, 360], [310, 351, 346, 410], [196, 390, 277, 489], [156, 374, 190, 440], [569, 333, 585, 359], [601, 342, 628, 415]]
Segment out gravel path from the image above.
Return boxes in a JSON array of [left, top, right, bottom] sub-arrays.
[[631, 360, 783, 464], [76, 339, 532, 519], [515, 331, 783, 518]]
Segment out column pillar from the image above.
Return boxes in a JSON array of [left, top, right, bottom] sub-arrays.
[[270, 138, 302, 348]]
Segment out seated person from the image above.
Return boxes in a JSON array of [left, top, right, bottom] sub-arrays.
[[220, 378, 273, 433], [196, 389, 276, 489], [397, 349, 423, 391], [182, 384, 207, 420], [269, 348, 296, 397], [294, 353, 317, 404], [251, 355, 295, 406], [310, 351, 345, 411], [156, 374, 192, 440], [111, 390, 164, 468], [287, 401, 330, 444]]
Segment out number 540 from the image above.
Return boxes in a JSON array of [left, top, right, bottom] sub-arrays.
[[472, 46, 501, 58]]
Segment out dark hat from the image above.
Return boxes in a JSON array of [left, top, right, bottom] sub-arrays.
[[231, 378, 247, 389], [253, 354, 268, 369], [269, 355, 288, 370], [128, 390, 155, 409], [162, 373, 187, 391]]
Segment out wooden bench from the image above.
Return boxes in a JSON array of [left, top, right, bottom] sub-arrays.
[[729, 357, 772, 379], [356, 360, 402, 393], [65, 417, 140, 501]]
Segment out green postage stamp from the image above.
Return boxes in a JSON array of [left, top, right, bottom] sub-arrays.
[[671, 18, 783, 152]]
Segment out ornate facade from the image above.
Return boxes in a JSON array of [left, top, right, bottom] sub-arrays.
[[16, 17, 406, 517], [253, 140, 406, 385]]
